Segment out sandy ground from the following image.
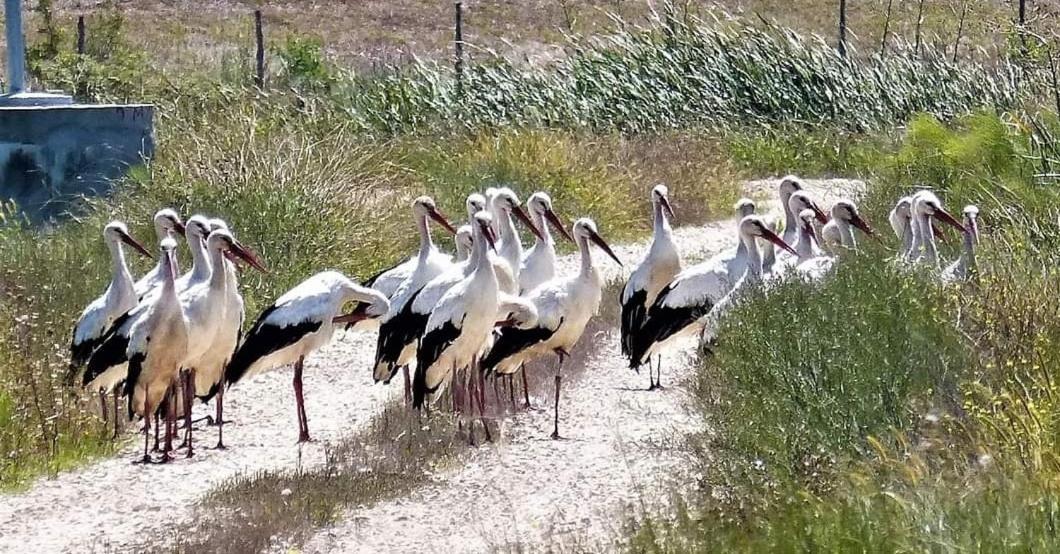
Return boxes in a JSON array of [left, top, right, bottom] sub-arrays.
[[0, 178, 862, 553]]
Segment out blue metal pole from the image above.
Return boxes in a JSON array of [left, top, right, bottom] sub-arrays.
[[5, 0, 25, 94]]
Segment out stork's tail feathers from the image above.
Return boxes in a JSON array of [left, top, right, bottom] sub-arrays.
[[412, 365, 431, 409]]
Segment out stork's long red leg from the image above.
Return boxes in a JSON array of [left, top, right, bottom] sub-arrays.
[[100, 390, 108, 425], [153, 408, 161, 452], [402, 366, 411, 405], [112, 392, 120, 440], [551, 349, 567, 440], [184, 370, 195, 458], [521, 363, 532, 410], [139, 397, 153, 464], [214, 385, 226, 450], [294, 357, 310, 442], [475, 357, 492, 442], [161, 387, 175, 463]]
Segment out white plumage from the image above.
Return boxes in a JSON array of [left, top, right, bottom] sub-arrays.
[[519, 191, 574, 294], [942, 205, 980, 283], [133, 209, 185, 297]]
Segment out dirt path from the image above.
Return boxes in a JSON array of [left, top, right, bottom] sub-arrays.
[[0, 178, 861, 553]]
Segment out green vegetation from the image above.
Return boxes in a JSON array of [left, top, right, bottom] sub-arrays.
[[630, 112, 1060, 551]]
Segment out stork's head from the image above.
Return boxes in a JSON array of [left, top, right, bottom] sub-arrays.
[[413, 196, 458, 236], [185, 215, 212, 245], [153, 208, 185, 238], [160, 237, 179, 278], [914, 191, 966, 233], [739, 215, 797, 256], [573, 218, 622, 266], [893, 196, 913, 220], [651, 184, 676, 220], [787, 191, 829, 224], [734, 197, 756, 218], [104, 221, 152, 259], [206, 229, 268, 273], [831, 200, 877, 237], [454, 224, 474, 260], [778, 175, 804, 198], [465, 193, 487, 219], [208, 218, 229, 232], [492, 187, 543, 240], [964, 205, 980, 244], [528, 191, 574, 242]]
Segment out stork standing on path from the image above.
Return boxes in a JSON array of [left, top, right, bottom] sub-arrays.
[[226, 271, 390, 443], [412, 212, 501, 426], [124, 238, 189, 464], [620, 185, 680, 390], [631, 216, 795, 368], [68, 222, 153, 426], [519, 191, 574, 294], [482, 218, 622, 439], [372, 196, 458, 388], [133, 209, 185, 297]]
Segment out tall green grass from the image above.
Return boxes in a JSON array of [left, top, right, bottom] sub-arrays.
[[630, 112, 1060, 552]]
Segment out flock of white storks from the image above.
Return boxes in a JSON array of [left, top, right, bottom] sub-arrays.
[[65, 177, 979, 464]]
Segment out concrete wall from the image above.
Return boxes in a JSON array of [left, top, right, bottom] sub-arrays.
[[0, 103, 154, 221]]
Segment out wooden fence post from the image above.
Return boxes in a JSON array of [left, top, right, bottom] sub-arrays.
[[76, 15, 85, 55], [455, 2, 464, 97], [837, 0, 847, 58], [254, 9, 265, 88], [879, 0, 893, 56], [1018, 0, 1028, 56], [914, 0, 925, 57]]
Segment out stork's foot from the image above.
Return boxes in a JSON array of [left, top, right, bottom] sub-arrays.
[[133, 454, 152, 465], [550, 430, 563, 441], [297, 433, 313, 444], [209, 441, 228, 451]]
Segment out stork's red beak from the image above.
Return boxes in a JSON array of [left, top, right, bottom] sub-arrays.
[[849, 213, 881, 243], [334, 312, 369, 325], [660, 194, 676, 221], [933, 208, 967, 234], [811, 203, 829, 224], [428, 207, 458, 236], [229, 241, 268, 273], [545, 207, 574, 242], [588, 229, 622, 266], [119, 230, 153, 259], [172, 220, 187, 236], [512, 204, 544, 240], [482, 221, 498, 252], [761, 227, 797, 256]]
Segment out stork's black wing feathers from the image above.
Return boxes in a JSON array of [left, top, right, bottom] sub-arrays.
[[628, 284, 713, 369], [67, 332, 105, 384], [224, 304, 322, 388], [480, 325, 558, 374], [373, 287, 426, 377], [124, 352, 147, 419], [619, 287, 647, 360], [82, 310, 137, 387], [412, 318, 463, 408]]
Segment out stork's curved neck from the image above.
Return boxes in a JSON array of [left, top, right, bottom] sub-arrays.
[[961, 219, 977, 272], [498, 208, 522, 273], [795, 224, 815, 262], [916, 211, 937, 264], [208, 244, 229, 294], [107, 239, 134, 294], [416, 211, 434, 261], [837, 218, 857, 250], [781, 190, 797, 241], [741, 232, 764, 281], [531, 207, 553, 247], [651, 199, 674, 252], [188, 234, 212, 283], [161, 252, 178, 300], [577, 234, 596, 278], [472, 226, 498, 287], [900, 218, 913, 256]]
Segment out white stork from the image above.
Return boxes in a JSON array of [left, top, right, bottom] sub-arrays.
[[69, 221, 153, 372], [630, 216, 795, 371], [778, 175, 806, 246], [908, 191, 965, 267], [67, 221, 152, 424], [123, 237, 189, 463], [697, 216, 801, 349], [454, 224, 473, 262], [771, 191, 829, 270], [412, 211, 501, 416], [620, 185, 680, 390], [225, 271, 390, 443], [942, 205, 980, 283], [519, 191, 574, 293], [481, 218, 622, 439], [371, 196, 459, 384], [361, 196, 458, 301], [133, 209, 185, 297], [889, 196, 914, 258], [489, 187, 543, 285], [820, 199, 879, 252], [180, 225, 266, 452]]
